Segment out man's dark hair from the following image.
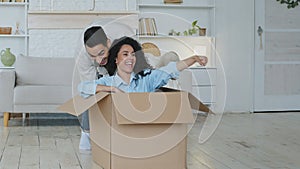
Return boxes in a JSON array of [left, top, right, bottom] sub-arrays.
[[84, 26, 108, 48], [105, 36, 151, 76]]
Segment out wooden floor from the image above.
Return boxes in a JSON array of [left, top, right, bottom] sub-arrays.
[[0, 113, 299, 169]]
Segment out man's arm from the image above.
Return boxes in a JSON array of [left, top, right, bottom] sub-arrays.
[[76, 52, 98, 81]]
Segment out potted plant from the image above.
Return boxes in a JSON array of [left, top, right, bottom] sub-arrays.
[[277, 0, 299, 8], [168, 20, 206, 36], [168, 29, 181, 36], [183, 20, 206, 36]]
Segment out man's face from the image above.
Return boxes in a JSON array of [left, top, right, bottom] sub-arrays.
[[85, 43, 109, 66]]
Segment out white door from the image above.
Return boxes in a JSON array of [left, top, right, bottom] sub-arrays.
[[254, 0, 300, 111]]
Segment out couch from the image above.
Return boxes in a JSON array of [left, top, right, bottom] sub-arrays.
[[0, 54, 192, 127], [0, 55, 76, 127]]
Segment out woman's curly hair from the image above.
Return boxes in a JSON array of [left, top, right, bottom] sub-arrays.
[[105, 36, 152, 76]]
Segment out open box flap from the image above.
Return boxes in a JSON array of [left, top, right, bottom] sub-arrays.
[[112, 92, 195, 124], [57, 92, 110, 116], [188, 93, 213, 113], [159, 87, 212, 114]]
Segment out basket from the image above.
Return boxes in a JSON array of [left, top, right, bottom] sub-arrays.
[[142, 42, 161, 56], [0, 27, 12, 35], [164, 0, 183, 4]]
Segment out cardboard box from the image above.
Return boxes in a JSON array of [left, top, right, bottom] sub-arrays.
[[58, 88, 210, 169]]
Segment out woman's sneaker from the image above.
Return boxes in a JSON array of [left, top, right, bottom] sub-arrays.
[[79, 131, 91, 154]]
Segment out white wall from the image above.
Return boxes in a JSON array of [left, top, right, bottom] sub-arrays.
[[29, 0, 136, 11], [28, 0, 137, 57], [215, 0, 255, 113]]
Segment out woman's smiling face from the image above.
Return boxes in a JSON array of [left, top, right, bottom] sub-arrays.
[[115, 44, 136, 75]]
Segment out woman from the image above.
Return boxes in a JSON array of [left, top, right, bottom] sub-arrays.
[[78, 36, 208, 96], [76, 24, 147, 153]]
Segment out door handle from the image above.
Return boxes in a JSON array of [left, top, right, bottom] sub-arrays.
[[257, 26, 263, 49]]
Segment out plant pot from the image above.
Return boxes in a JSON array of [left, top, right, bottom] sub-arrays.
[[199, 28, 206, 36], [1, 48, 16, 67]]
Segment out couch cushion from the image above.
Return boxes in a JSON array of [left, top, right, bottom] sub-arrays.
[[15, 54, 75, 85], [14, 85, 72, 105]]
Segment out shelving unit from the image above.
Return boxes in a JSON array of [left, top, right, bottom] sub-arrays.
[[137, 0, 215, 36], [137, 36, 215, 66], [0, 1, 28, 67], [189, 67, 217, 105], [137, 0, 217, 107], [137, 36, 216, 106]]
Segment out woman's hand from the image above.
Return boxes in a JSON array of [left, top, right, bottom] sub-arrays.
[[96, 85, 124, 93], [195, 56, 208, 66], [176, 55, 208, 71], [111, 87, 124, 93]]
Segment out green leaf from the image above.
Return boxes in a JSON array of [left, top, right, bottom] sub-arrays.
[[191, 28, 197, 34], [192, 20, 198, 27], [183, 31, 188, 36], [278, 0, 300, 8]]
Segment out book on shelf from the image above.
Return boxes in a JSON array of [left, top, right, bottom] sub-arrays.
[[138, 18, 158, 36]]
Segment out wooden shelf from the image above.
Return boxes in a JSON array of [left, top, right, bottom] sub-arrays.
[[28, 10, 139, 15], [0, 2, 28, 6], [136, 35, 215, 41], [0, 34, 28, 38], [137, 35, 213, 37], [189, 67, 217, 70], [0, 66, 15, 69], [138, 4, 215, 9]]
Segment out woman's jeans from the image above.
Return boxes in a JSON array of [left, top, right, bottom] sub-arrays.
[[79, 110, 90, 132]]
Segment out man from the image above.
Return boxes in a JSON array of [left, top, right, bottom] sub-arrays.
[[76, 26, 109, 153], [75, 19, 136, 153]]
